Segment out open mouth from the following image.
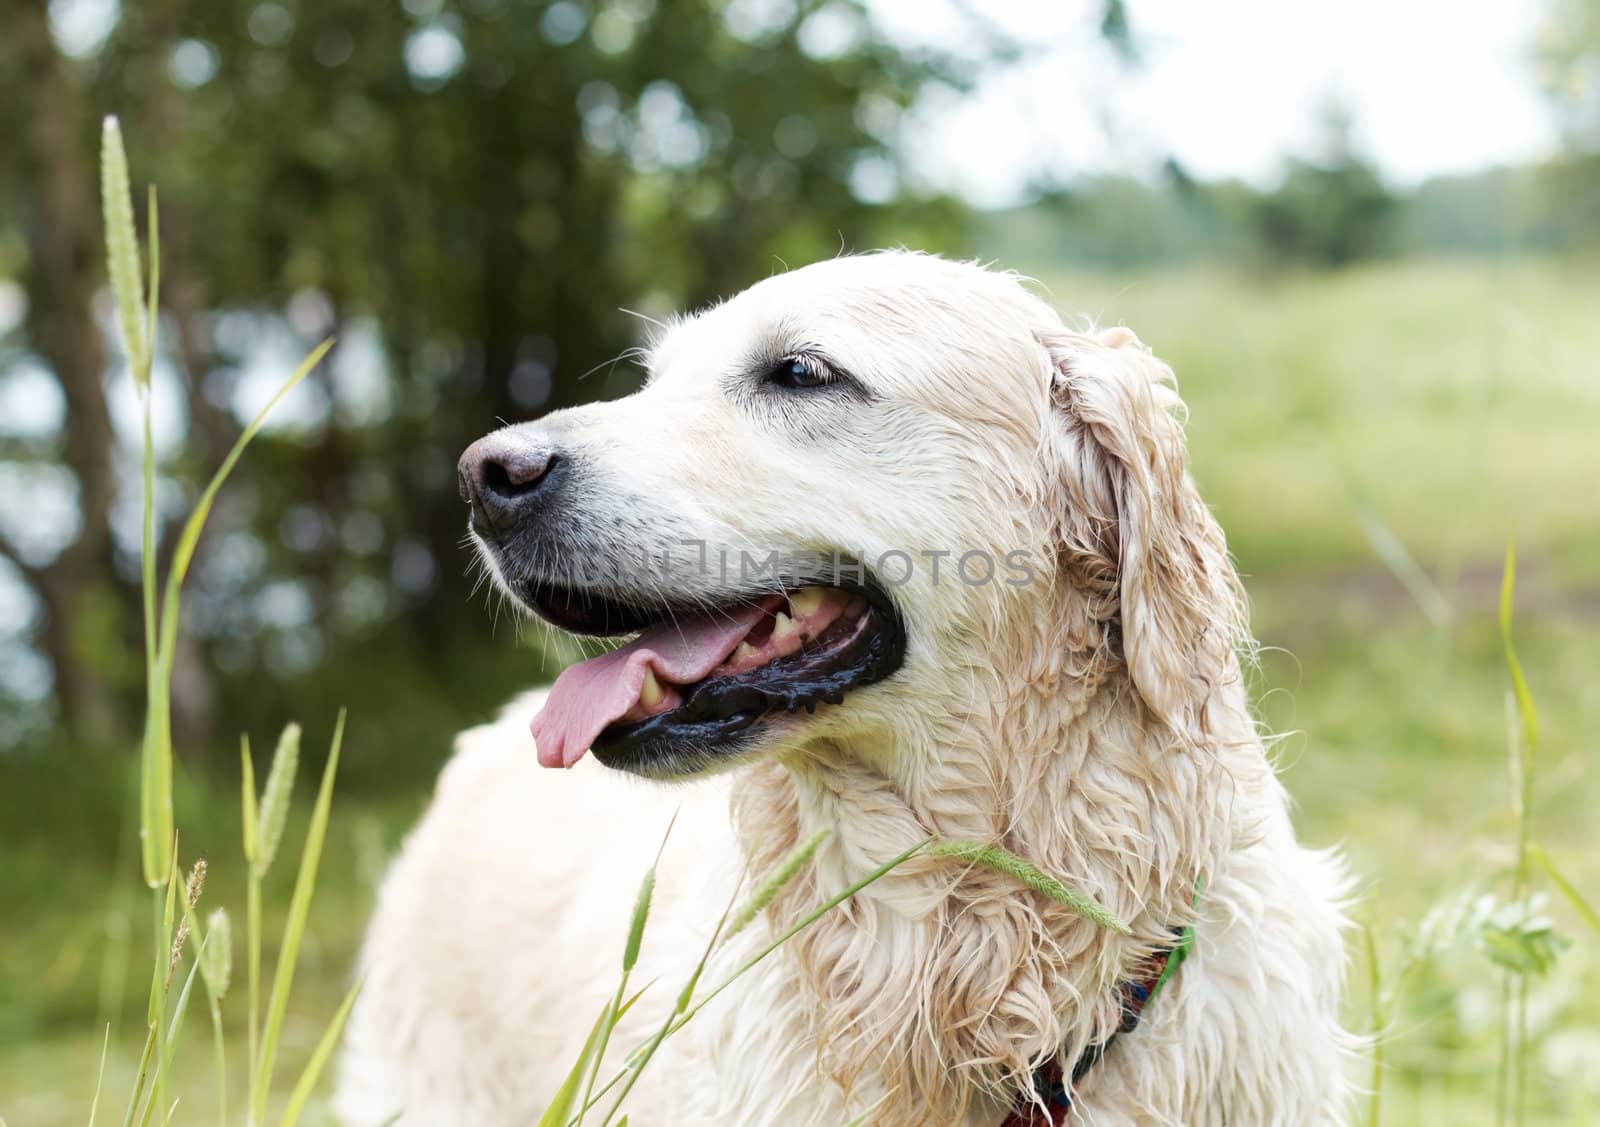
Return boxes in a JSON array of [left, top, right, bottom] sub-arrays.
[[525, 577, 904, 777]]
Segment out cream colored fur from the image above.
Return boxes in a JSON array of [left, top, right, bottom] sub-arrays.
[[335, 252, 1354, 1125]]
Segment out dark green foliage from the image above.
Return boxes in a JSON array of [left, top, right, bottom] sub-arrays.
[[1246, 160, 1393, 268], [0, 0, 970, 762], [983, 106, 1398, 271]]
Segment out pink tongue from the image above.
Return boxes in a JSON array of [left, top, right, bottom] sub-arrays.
[[530, 597, 780, 768]]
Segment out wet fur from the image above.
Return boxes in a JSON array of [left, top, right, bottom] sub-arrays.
[[336, 253, 1354, 1125]]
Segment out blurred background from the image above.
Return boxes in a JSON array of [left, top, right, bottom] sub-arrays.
[[1, 0, 1597, 1122]]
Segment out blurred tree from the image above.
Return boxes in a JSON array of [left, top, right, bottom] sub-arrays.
[[0, 0, 978, 767], [1540, 0, 1600, 148], [1536, 0, 1600, 239], [2, 5, 126, 745], [1246, 101, 1395, 268]]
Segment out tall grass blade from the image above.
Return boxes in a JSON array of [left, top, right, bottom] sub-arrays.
[[241, 736, 259, 864], [588, 883, 748, 1117], [148, 848, 181, 1124], [666, 872, 748, 1026], [147, 338, 332, 734], [928, 839, 1131, 934], [539, 1007, 613, 1127], [147, 850, 179, 1026], [597, 885, 744, 1112], [137, 408, 160, 890], [87, 1022, 111, 1127], [1362, 919, 1383, 1127], [591, 836, 934, 1122], [1528, 844, 1600, 937], [1347, 482, 1450, 628], [102, 113, 167, 889], [579, 819, 674, 1125], [179, 897, 232, 1127], [1497, 543, 1539, 1127], [158, 338, 332, 622], [136, 323, 157, 890], [118, 1025, 158, 1127], [152, 340, 333, 770], [210, 1004, 228, 1127], [242, 731, 263, 1104], [138, 697, 173, 890], [566, 987, 651, 1127], [279, 975, 365, 1127], [683, 835, 931, 1026], [1497, 544, 1539, 751], [146, 953, 204, 1127], [252, 710, 346, 1124], [135, 183, 161, 885]]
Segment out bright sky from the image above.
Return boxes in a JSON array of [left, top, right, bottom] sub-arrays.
[[46, 0, 1559, 209], [875, 0, 1560, 206]]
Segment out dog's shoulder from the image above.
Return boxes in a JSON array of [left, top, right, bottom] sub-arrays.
[[430, 688, 549, 802]]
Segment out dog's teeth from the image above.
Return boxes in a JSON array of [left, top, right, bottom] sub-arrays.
[[639, 668, 665, 707], [733, 642, 759, 663], [772, 611, 799, 640], [788, 588, 825, 618]]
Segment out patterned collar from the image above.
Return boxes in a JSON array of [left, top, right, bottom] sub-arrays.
[[999, 923, 1195, 1126]]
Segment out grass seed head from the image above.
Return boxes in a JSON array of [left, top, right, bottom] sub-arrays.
[[99, 116, 148, 386], [726, 827, 830, 940], [186, 858, 207, 908], [928, 839, 1132, 935], [168, 920, 189, 987], [256, 722, 302, 874], [201, 908, 232, 998]]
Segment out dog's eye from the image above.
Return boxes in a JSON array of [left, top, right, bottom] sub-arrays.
[[767, 355, 830, 390]]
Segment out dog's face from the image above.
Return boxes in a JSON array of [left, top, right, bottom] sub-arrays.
[[461, 252, 1217, 777]]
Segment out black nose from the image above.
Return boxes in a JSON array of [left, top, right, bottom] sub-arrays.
[[458, 433, 556, 527]]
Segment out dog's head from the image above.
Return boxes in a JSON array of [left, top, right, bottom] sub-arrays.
[[461, 252, 1239, 778]]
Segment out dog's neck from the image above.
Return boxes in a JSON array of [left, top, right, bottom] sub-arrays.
[[730, 603, 1268, 1123]]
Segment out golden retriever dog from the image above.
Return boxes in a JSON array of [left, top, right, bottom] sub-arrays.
[[335, 252, 1352, 1125]]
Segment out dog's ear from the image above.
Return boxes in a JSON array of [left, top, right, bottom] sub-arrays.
[[1040, 326, 1243, 737]]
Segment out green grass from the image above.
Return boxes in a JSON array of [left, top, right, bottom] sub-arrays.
[[0, 122, 364, 1127], [3, 255, 1599, 1123], [0, 750, 410, 1124], [1052, 258, 1600, 581]]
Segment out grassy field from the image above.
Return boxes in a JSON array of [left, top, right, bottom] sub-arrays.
[[2, 256, 1597, 1124]]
